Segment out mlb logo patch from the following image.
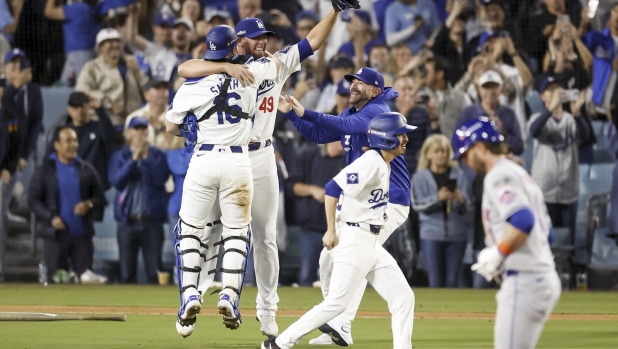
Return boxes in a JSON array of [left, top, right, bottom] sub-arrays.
[[347, 173, 359, 184], [499, 188, 516, 204]]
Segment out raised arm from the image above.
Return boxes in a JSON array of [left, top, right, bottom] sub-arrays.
[[306, 9, 338, 51], [125, 5, 150, 52], [44, 0, 65, 21]]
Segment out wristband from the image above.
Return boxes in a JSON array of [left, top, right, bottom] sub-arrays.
[[497, 241, 513, 256]]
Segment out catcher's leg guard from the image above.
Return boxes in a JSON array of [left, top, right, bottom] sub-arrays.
[[212, 225, 252, 329], [175, 219, 207, 327], [197, 220, 223, 295]]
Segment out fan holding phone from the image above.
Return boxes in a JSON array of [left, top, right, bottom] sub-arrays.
[[411, 134, 473, 288]]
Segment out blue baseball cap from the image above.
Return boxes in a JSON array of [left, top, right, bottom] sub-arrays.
[[155, 12, 176, 27], [296, 10, 320, 24], [5, 48, 26, 63], [337, 79, 351, 95], [128, 116, 149, 129], [236, 18, 274, 39], [203, 25, 238, 60], [344, 67, 384, 91], [478, 30, 500, 47], [540, 76, 562, 93], [342, 10, 371, 26], [452, 117, 504, 159]]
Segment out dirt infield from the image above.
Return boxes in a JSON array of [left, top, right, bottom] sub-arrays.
[[0, 305, 615, 321]]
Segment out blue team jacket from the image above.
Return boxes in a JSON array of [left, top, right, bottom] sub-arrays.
[[285, 87, 411, 206], [586, 28, 615, 106]]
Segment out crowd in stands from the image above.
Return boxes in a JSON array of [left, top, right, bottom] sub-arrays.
[[1, 0, 618, 287]]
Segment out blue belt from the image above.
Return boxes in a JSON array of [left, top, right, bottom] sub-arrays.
[[199, 144, 243, 153], [506, 270, 518, 276], [346, 222, 380, 235], [248, 139, 272, 151]]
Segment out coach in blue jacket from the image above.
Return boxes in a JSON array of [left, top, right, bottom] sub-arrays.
[[109, 117, 170, 284]]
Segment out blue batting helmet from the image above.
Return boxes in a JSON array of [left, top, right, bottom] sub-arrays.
[[367, 112, 417, 150], [203, 25, 238, 60], [452, 117, 504, 159]]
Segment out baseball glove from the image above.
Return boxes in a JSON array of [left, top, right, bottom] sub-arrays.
[[332, 0, 361, 12]]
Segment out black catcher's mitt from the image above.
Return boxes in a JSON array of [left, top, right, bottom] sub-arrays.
[[332, 0, 361, 12]]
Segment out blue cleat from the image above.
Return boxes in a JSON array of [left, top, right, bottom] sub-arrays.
[[218, 293, 241, 330]]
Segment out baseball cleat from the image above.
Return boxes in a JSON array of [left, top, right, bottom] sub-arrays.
[[256, 314, 278, 337], [261, 336, 282, 349], [177, 294, 201, 327], [218, 293, 241, 330], [175, 320, 194, 338], [308, 333, 335, 345], [318, 322, 353, 346]]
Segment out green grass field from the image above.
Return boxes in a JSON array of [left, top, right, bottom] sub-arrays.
[[0, 285, 616, 348]]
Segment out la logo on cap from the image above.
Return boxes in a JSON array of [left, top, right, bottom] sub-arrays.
[[357, 68, 363, 74], [210, 41, 216, 50], [12, 48, 19, 54], [256, 20, 264, 29]]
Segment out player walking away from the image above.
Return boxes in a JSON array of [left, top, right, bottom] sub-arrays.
[[261, 112, 415, 349], [278, 67, 411, 345], [165, 25, 281, 337], [452, 118, 561, 349], [175, 0, 360, 337]]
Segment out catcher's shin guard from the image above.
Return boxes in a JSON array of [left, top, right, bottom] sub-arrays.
[[175, 219, 207, 326], [210, 225, 252, 329], [197, 220, 223, 295]]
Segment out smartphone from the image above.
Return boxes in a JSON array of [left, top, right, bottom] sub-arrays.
[[499, 30, 510, 38], [565, 89, 579, 102], [446, 179, 457, 192], [417, 94, 430, 105], [305, 71, 315, 81], [417, 65, 428, 78], [588, 0, 599, 19]]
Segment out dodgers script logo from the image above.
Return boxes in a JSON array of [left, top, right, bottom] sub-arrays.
[[257, 80, 276, 97], [368, 189, 388, 203]]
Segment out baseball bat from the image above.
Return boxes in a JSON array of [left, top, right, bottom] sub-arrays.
[[0, 312, 127, 322]]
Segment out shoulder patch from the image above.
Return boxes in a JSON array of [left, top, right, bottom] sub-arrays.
[[497, 185, 517, 204], [347, 173, 359, 184]]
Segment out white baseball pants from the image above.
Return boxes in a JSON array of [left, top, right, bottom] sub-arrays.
[[319, 204, 410, 331], [276, 223, 414, 349], [494, 270, 561, 349]]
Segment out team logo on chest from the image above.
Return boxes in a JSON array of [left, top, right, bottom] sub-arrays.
[[347, 173, 358, 184]]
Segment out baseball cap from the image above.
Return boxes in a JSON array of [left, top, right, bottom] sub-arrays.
[[478, 70, 503, 87], [174, 17, 195, 32], [328, 55, 355, 70], [5, 48, 26, 63], [95, 28, 121, 50], [97, 0, 137, 16], [344, 67, 385, 91], [143, 79, 169, 90], [478, 30, 500, 47], [296, 10, 320, 24], [342, 10, 371, 26], [337, 79, 351, 95], [128, 116, 149, 129], [155, 12, 176, 27], [540, 76, 562, 93], [68, 92, 90, 107], [205, 9, 231, 23], [236, 18, 274, 39]]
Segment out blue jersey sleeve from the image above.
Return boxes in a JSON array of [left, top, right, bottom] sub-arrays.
[[298, 38, 313, 63], [303, 105, 380, 134], [285, 110, 341, 144]]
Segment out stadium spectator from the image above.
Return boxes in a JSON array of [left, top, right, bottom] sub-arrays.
[[47, 92, 116, 190], [180, 0, 202, 25], [528, 77, 589, 237], [432, 0, 472, 84], [291, 69, 320, 112], [384, 0, 440, 54], [108, 117, 170, 284], [477, 30, 533, 138], [368, 44, 393, 87], [295, 10, 318, 40], [542, 12, 592, 77], [457, 70, 524, 156], [0, 0, 22, 44], [1, 49, 42, 226], [390, 43, 414, 75], [76, 28, 147, 126], [315, 54, 355, 113], [125, 79, 182, 150], [166, 146, 191, 238], [28, 126, 107, 284], [423, 56, 472, 140], [330, 78, 351, 116], [390, 74, 437, 175], [411, 134, 472, 288], [373, 0, 395, 43], [586, 3, 618, 118], [43, 0, 103, 86], [287, 141, 345, 286], [454, 54, 516, 105], [338, 10, 380, 71]]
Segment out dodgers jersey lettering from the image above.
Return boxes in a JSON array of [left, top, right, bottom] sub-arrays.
[[251, 39, 313, 142], [482, 158, 555, 272], [333, 150, 390, 226], [166, 57, 277, 146]]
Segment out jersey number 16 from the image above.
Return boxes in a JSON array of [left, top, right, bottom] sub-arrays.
[[216, 92, 244, 124]]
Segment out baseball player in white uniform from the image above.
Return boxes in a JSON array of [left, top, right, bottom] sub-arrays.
[[176, 10, 342, 337], [452, 117, 561, 349], [261, 112, 416, 349], [165, 25, 281, 336]]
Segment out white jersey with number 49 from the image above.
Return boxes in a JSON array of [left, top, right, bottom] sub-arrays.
[[166, 57, 277, 146], [251, 41, 308, 142], [333, 150, 390, 226], [482, 158, 555, 272]]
